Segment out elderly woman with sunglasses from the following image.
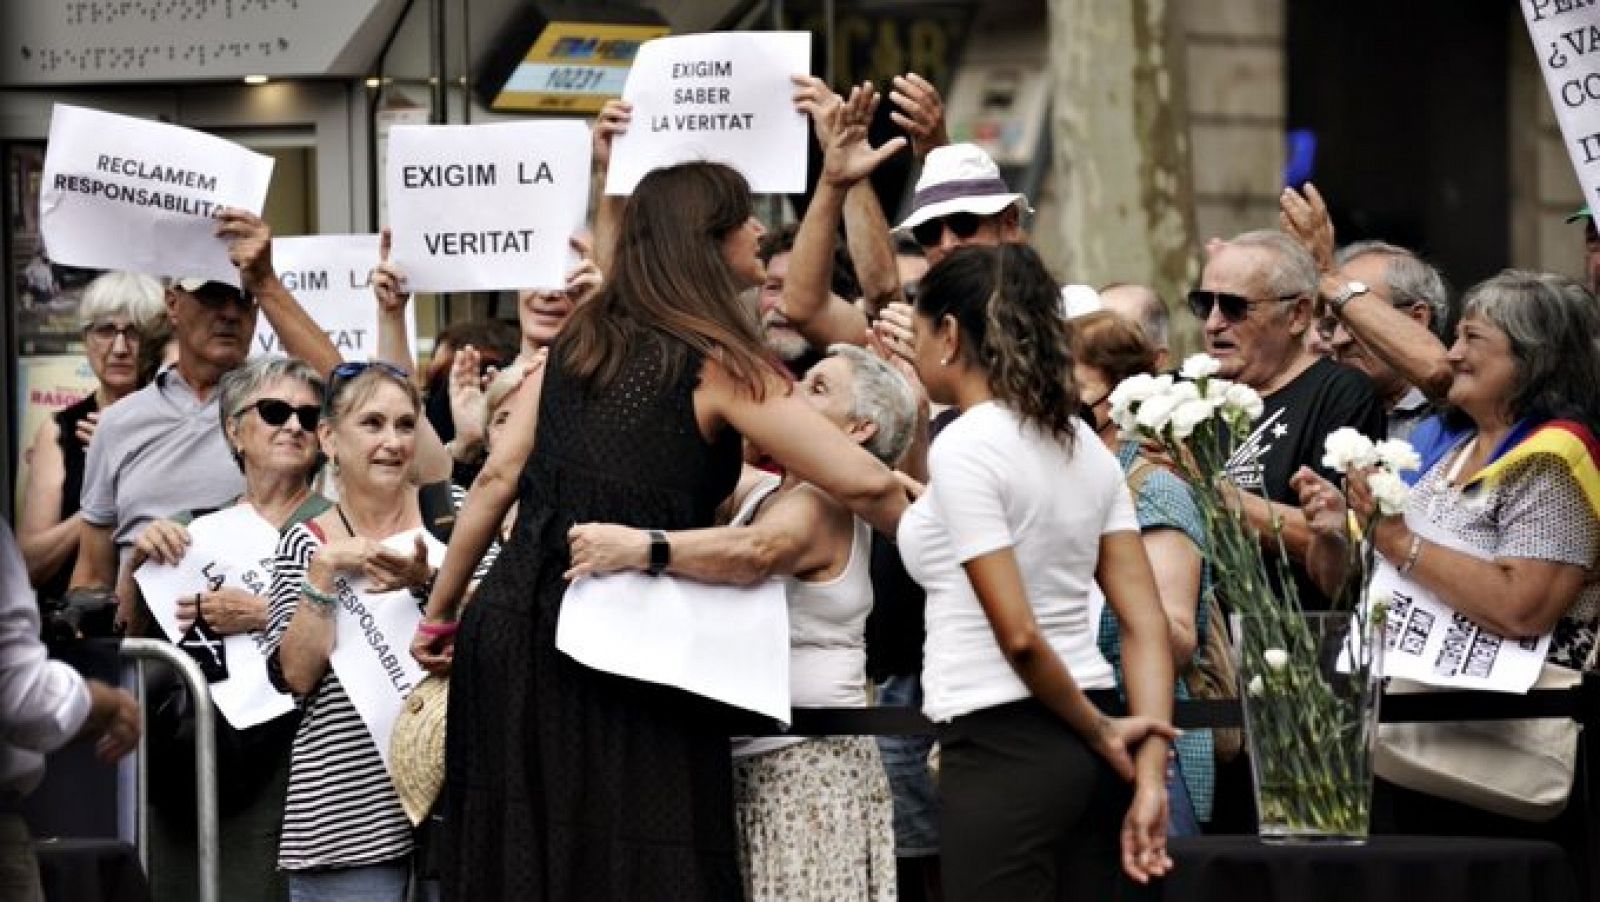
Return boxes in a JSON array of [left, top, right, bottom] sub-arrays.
[[262, 361, 489, 901], [125, 356, 330, 902], [18, 271, 166, 602]]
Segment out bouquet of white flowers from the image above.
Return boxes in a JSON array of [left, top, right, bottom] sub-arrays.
[[1109, 356, 1416, 840]]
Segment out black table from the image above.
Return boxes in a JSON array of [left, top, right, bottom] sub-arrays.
[[35, 839, 149, 902], [1155, 835, 1578, 902]]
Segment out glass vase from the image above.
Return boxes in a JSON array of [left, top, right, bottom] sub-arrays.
[[1235, 610, 1384, 843]]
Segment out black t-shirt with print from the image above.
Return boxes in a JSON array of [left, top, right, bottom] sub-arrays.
[[1224, 356, 1386, 609]]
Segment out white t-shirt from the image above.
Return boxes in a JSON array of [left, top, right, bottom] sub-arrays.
[[899, 402, 1137, 722]]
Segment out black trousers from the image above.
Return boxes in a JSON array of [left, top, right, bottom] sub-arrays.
[[937, 696, 1141, 901]]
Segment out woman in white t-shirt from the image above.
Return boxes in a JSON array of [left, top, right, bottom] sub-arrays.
[[899, 244, 1177, 899]]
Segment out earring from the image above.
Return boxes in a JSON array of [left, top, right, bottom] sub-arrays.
[[940, 356, 949, 366], [330, 457, 341, 477]]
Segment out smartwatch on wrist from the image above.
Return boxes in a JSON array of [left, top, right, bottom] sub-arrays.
[[646, 530, 670, 576]]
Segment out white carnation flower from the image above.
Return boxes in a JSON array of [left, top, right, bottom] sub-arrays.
[[1168, 398, 1219, 440], [1367, 469, 1412, 517], [1108, 373, 1159, 407], [1204, 378, 1234, 402], [1180, 354, 1222, 380], [1321, 428, 1378, 474], [1263, 648, 1289, 672], [1374, 439, 1422, 474], [1222, 383, 1265, 422], [1135, 392, 1183, 435]]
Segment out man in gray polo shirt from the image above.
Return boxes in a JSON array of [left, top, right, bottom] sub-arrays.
[[69, 208, 345, 629]]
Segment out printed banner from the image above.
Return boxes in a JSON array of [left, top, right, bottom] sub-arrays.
[[39, 104, 273, 284], [605, 31, 811, 195], [385, 119, 591, 293], [1524, 1, 1600, 218], [254, 234, 415, 361], [327, 528, 442, 773], [557, 571, 791, 724], [133, 505, 296, 730]]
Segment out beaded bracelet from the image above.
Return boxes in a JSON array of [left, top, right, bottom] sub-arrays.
[[302, 582, 340, 610]]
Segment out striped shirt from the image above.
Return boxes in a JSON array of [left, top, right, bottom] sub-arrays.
[[263, 485, 494, 871]]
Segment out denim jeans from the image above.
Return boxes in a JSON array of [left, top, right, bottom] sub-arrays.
[[874, 675, 940, 857], [287, 860, 409, 902], [1167, 756, 1202, 838]]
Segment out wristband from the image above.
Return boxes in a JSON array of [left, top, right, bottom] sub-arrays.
[[302, 582, 340, 610], [417, 619, 458, 638]]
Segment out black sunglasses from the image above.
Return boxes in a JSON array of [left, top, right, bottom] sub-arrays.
[[243, 398, 320, 431], [325, 360, 412, 409], [188, 286, 257, 311], [911, 212, 983, 248], [1187, 290, 1302, 323]]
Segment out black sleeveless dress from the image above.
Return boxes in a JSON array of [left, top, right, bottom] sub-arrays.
[[444, 337, 745, 901], [38, 393, 99, 602]]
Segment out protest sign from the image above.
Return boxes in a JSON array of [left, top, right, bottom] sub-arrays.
[[133, 505, 296, 730], [254, 234, 414, 361], [385, 119, 591, 293], [327, 529, 441, 774], [605, 31, 810, 196], [1362, 560, 1549, 694], [558, 572, 791, 724], [39, 104, 273, 285], [1525, 1, 1600, 218]]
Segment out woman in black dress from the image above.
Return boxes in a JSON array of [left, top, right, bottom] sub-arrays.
[[415, 155, 909, 900]]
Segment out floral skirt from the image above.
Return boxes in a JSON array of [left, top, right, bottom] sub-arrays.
[[733, 736, 897, 902]]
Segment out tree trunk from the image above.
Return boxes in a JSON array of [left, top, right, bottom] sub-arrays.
[[1048, 0, 1199, 349]]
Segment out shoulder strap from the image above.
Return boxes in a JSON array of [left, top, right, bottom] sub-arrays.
[[1124, 455, 1160, 499]]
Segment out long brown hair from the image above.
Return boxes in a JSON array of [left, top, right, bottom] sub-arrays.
[[560, 162, 774, 397]]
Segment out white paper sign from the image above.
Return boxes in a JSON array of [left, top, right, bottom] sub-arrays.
[[557, 572, 791, 724], [1366, 559, 1550, 693], [605, 32, 811, 195], [327, 528, 442, 773], [385, 120, 591, 293], [39, 104, 274, 284], [254, 234, 414, 362], [133, 505, 296, 731], [1524, 1, 1600, 217]]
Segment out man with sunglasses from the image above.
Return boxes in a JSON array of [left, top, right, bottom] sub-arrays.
[[895, 143, 1029, 268], [70, 208, 348, 633], [1195, 230, 1385, 610]]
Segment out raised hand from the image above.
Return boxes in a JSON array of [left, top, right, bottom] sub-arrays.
[[873, 300, 918, 366], [449, 344, 488, 448], [372, 227, 410, 314], [791, 74, 845, 147], [1279, 183, 1336, 275], [888, 72, 949, 159], [593, 99, 632, 173], [821, 82, 908, 189], [214, 207, 275, 292]]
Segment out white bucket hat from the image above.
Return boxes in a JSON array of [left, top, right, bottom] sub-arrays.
[[896, 143, 1032, 234]]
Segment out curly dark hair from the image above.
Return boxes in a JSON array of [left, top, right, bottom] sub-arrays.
[[915, 244, 1078, 447]]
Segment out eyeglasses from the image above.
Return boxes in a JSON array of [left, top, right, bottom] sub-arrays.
[[1186, 290, 1302, 323], [83, 322, 142, 346], [242, 398, 321, 431], [911, 212, 983, 249]]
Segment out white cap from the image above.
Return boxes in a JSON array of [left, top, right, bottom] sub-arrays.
[[895, 143, 1031, 233]]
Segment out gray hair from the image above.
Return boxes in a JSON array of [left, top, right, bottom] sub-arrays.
[[79, 272, 165, 330], [1228, 230, 1319, 301], [1099, 283, 1170, 348], [824, 344, 919, 466], [218, 356, 325, 430], [1457, 270, 1600, 428], [1335, 240, 1453, 339]]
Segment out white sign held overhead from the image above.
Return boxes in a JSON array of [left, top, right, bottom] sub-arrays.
[[385, 120, 591, 293], [256, 234, 413, 362], [605, 31, 811, 196], [1525, 1, 1600, 219], [39, 104, 273, 285]]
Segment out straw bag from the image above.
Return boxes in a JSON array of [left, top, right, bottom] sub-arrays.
[[390, 674, 449, 826]]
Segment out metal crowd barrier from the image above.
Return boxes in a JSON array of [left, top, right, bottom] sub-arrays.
[[120, 638, 220, 902]]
